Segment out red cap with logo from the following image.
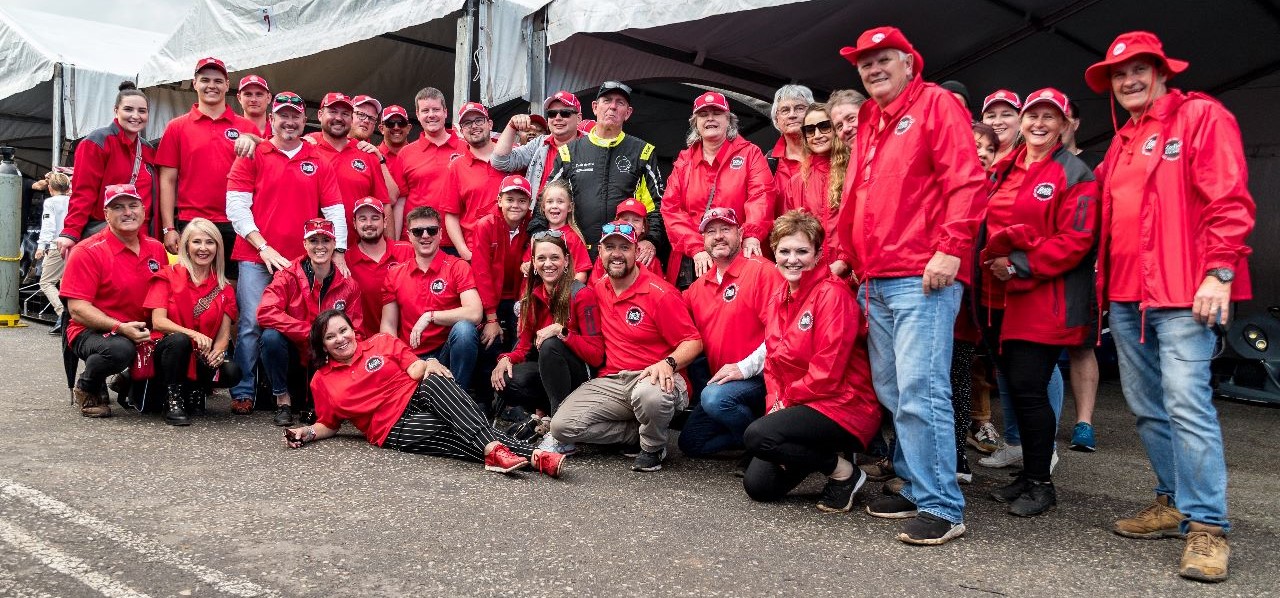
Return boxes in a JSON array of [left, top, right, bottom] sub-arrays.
[[353, 95, 382, 115], [238, 75, 269, 92], [1021, 88, 1069, 115], [839, 26, 925, 72], [981, 89, 1022, 113], [458, 102, 489, 120], [600, 220, 639, 244], [698, 207, 739, 232], [271, 92, 305, 114], [352, 196, 385, 216], [1085, 31, 1189, 94], [303, 218, 336, 240], [321, 92, 354, 110], [615, 198, 647, 219], [579, 119, 597, 134], [692, 91, 730, 114], [102, 184, 140, 207], [381, 105, 408, 123], [542, 90, 582, 113], [528, 114, 548, 129], [499, 174, 532, 196], [194, 57, 228, 77]]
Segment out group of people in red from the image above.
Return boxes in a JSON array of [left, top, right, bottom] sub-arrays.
[[51, 27, 1252, 581]]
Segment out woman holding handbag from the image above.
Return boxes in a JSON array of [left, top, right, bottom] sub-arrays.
[[146, 218, 243, 425]]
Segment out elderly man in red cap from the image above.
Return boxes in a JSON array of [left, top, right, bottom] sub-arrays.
[[493, 90, 585, 200], [1086, 31, 1254, 583], [834, 26, 987, 546]]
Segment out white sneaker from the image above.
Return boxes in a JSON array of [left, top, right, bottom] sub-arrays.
[[979, 444, 1023, 468], [536, 435, 576, 455], [1050, 450, 1059, 474]]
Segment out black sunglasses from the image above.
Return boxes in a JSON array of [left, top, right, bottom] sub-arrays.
[[409, 225, 441, 237], [801, 120, 834, 137], [545, 109, 578, 119], [383, 120, 410, 128]]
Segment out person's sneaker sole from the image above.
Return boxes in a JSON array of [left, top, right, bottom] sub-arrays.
[[816, 470, 867, 514], [484, 460, 530, 474], [1179, 566, 1228, 583], [897, 522, 966, 546], [1069, 442, 1096, 453], [1113, 527, 1184, 540], [865, 494, 918, 519]]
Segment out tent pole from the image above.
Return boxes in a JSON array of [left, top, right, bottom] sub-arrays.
[[51, 63, 63, 168], [527, 7, 548, 113], [454, 0, 477, 111]]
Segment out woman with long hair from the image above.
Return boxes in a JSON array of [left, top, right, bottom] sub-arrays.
[[783, 102, 855, 277]]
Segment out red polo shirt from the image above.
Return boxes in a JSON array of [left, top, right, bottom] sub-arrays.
[[442, 148, 505, 250], [60, 230, 168, 344], [381, 253, 477, 354], [379, 141, 407, 192], [311, 333, 421, 446], [395, 132, 465, 240], [144, 263, 238, 377], [348, 240, 415, 338], [226, 140, 343, 263], [593, 267, 700, 376], [154, 105, 260, 223], [470, 214, 529, 312], [311, 136, 391, 246], [683, 254, 782, 372]]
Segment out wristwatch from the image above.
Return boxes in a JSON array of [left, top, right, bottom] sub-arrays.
[[664, 356, 677, 369], [1207, 267, 1235, 283], [161, 226, 175, 235]]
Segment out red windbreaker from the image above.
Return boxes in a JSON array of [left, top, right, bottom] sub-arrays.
[[1095, 90, 1254, 309], [763, 268, 880, 447], [979, 145, 1099, 347], [837, 76, 987, 284], [257, 258, 365, 355], [783, 154, 850, 267], [500, 281, 604, 368], [63, 122, 156, 240], [470, 214, 529, 313]]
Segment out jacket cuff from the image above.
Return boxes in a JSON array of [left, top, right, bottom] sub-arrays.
[[1009, 250, 1032, 278]]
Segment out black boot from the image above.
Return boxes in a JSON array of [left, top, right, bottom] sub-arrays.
[[185, 385, 207, 415], [165, 384, 190, 426], [990, 475, 1032, 504], [1008, 480, 1057, 517]]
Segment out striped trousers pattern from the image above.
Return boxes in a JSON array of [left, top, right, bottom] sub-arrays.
[[381, 374, 535, 462]]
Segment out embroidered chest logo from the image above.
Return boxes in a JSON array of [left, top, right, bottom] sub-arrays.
[[730, 156, 745, 170], [365, 356, 384, 372], [430, 278, 447, 294], [894, 115, 914, 136], [1141, 134, 1159, 156], [147, 259, 160, 273], [625, 306, 644, 326], [299, 161, 317, 175], [615, 155, 633, 173], [1162, 138, 1182, 161], [351, 158, 367, 172], [1033, 183, 1055, 201], [224, 128, 240, 141], [333, 300, 347, 311], [798, 311, 813, 331], [723, 283, 739, 303], [449, 152, 462, 162]]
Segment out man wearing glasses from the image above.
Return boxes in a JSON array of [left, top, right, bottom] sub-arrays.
[[442, 102, 504, 262], [380, 206, 483, 386], [493, 90, 585, 199], [306, 93, 391, 248]]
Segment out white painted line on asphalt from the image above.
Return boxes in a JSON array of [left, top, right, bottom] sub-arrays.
[[0, 516, 152, 598], [0, 479, 281, 598]]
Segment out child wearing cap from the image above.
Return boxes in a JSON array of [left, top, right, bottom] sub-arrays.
[[471, 175, 534, 355], [590, 198, 664, 281]]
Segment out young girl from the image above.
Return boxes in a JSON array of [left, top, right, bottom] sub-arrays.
[[530, 179, 591, 283]]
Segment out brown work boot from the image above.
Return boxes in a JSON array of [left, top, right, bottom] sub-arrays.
[[1180, 523, 1229, 582], [1114, 495, 1184, 539], [73, 387, 112, 418]]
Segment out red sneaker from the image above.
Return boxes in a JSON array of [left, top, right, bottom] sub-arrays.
[[230, 398, 254, 415], [484, 443, 529, 474], [532, 450, 565, 478]]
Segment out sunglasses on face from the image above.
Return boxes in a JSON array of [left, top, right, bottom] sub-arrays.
[[384, 120, 410, 129], [601, 223, 635, 235], [801, 120, 834, 137], [545, 109, 578, 119], [409, 225, 441, 237], [274, 94, 304, 106], [531, 230, 565, 240]]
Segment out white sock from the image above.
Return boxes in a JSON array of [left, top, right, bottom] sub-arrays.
[[831, 456, 854, 481]]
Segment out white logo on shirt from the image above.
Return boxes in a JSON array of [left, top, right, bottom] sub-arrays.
[[730, 156, 745, 170], [333, 300, 347, 311], [351, 158, 367, 172], [626, 306, 644, 326], [147, 259, 160, 273], [894, 115, 914, 136], [1141, 134, 1159, 156], [365, 356, 384, 372], [723, 283, 738, 302], [224, 128, 240, 140], [1033, 183, 1055, 201], [430, 279, 446, 294], [300, 161, 317, 175], [798, 311, 813, 331], [615, 155, 633, 173], [1162, 138, 1182, 161]]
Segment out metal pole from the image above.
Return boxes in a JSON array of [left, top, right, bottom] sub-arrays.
[[453, 0, 476, 114], [0, 147, 25, 326], [51, 63, 63, 168]]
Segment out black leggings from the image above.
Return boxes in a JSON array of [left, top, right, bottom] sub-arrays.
[[982, 309, 1061, 482], [497, 337, 590, 415], [950, 340, 975, 472], [742, 405, 864, 502], [153, 332, 242, 389], [381, 374, 536, 462], [71, 332, 136, 394]]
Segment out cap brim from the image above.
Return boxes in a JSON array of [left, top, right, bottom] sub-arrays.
[[698, 217, 737, 232], [499, 186, 531, 195], [353, 203, 385, 214], [304, 232, 337, 240], [1020, 98, 1065, 115], [599, 232, 636, 244], [839, 45, 924, 73]]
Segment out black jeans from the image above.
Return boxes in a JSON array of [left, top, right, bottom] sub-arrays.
[[950, 340, 976, 472], [71, 332, 136, 394], [742, 405, 864, 502], [497, 337, 590, 415], [153, 332, 243, 389], [982, 309, 1061, 482]]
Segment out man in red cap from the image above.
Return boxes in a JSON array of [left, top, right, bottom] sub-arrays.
[[346, 196, 414, 338], [394, 87, 465, 242], [834, 26, 986, 546], [155, 57, 261, 278], [591, 198, 664, 280], [442, 102, 504, 260], [549, 220, 701, 472], [1086, 31, 1254, 583], [236, 74, 272, 139], [350, 95, 382, 143], [306, 93, 392, 248], [470, 175, 533, 352], [493, 90, 585, 199], [224, 91, 346, 416], [258, 218, 364, 426]]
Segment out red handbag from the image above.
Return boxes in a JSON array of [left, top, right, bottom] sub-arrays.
[[129, 333, 162, 380]]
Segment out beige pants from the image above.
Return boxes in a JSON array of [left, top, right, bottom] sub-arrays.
[[38, 251, 65, 317], [549, 370, 688, 453]]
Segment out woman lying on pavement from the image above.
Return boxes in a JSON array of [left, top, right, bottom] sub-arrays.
[[283, 309, 564, 478]]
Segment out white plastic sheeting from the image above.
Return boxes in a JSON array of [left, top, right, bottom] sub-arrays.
[[476, 0, 551, 106]]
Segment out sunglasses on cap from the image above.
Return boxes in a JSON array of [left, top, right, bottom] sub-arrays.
[[601, 223, 636, 235], [274, 93, 304, 106], [383, 120, 410, 129], [409, 225, 441, 237], [801, 120, 834, 137], [531, 230, 565, 240], [545, 109, 578, 119]]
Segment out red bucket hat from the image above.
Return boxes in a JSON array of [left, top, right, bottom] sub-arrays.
[[1084, 31, 1188, 94], [839, 26, 924, 73]]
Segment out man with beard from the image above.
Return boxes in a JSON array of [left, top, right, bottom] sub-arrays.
[[493, 90, 584, 199], [548, 221, 702, 472], [305, 93, 391, 248], [225, 91, 346, 416], [236, 75, 271, 138], [442, 102, 505, 261], [394, 87, 465, 242], [346, 197, 414, 338]]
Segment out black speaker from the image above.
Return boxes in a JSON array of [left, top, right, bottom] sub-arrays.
[[1212, 306, 1280, 407]]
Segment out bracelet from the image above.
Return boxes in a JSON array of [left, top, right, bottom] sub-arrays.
[[107, 322, 122, 337], [257, 242, 270, 253], [428, 311, 435, 325], [303, 426, 316, 443]]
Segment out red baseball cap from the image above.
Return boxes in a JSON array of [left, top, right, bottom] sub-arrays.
[[499, 174, 532, 196], [600, 220, 639, 244], [692, 91, 730, 114], [458, 102, 489, 120], [321, 92, 353, 110], [353, 95, 382, 115], [303, 218, 336, 240], [238, 75, 269, 92], [1085, 31, 1189, 94], [698, 207, 739, 232], [102, 184, 140, 207], [194, 57, 227, 77], [381, 105, 409, 123], [352, 196, 385, 215], [981, 89, 1022, 113], [1021, 88, 1069, 116], [615, 198, 647, 219], [579, 119, 597, 134], [528, 114, 548, 129], [542, 90, 582, 112], [839, 26, 925, 73], [271, 92, 305, 114]]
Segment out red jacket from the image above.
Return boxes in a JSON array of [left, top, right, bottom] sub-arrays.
[[470, 213, 529, 313], [979, 145, 1099, 347], [837, 76, 987, 284], [258, 259, 365, 354], [764, 268, 880, 446], [501, 281, 605, 367], [63, 122, 156, 240], [783, 154, 850, 266], [661, 135, 774, 278], [1095, 90, 1254, 309]]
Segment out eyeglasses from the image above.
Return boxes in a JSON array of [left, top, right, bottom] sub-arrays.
[[801, 120, 834, 137], [545, 109, 578, 119], [274, 93, 303, 106], [458, 118, 489, 129], [409, 226, 441, 237], [600, 223, 635, 235], [383, 120, 410, 129], [531, 230, 565, 240], [354, 112, 377, 122]]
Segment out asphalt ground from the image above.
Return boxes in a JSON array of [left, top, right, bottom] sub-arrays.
[[0, 322, 1276, 597]]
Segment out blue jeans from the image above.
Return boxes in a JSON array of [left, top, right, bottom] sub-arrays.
[[1110, 302, 1229, 531], [997, 365, 1064, 445], [859, 277, 965, 523], [678, 375, 766, 457], [230, 262, 271, 401], [260, 328, 300, 397], [422, 321, 480, 389]]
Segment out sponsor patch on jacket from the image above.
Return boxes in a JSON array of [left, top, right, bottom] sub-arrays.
[[351, 158, 367, 172], [1141, 134, 1159, 156], [730, 156, 745, 170], [1033, 183, 1055, 201], [300, 161, 317, 175], [147, 259, 160, 273], [894, 115, 914, 135], [333, 300, 346, 311], [722, 283, 738, 303], [224, 128, 240, 140], [625, 306, 644, 326], [430, 278, 446, 294], [798, 311, 813, 331], [1162, 138, 1182, 161], [615, 155, 632, 173], [365, 356, 384, 372], [449, 152, 462, 162]]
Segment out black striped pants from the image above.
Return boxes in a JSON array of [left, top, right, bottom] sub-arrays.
[[381, 374, 534, 462]]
